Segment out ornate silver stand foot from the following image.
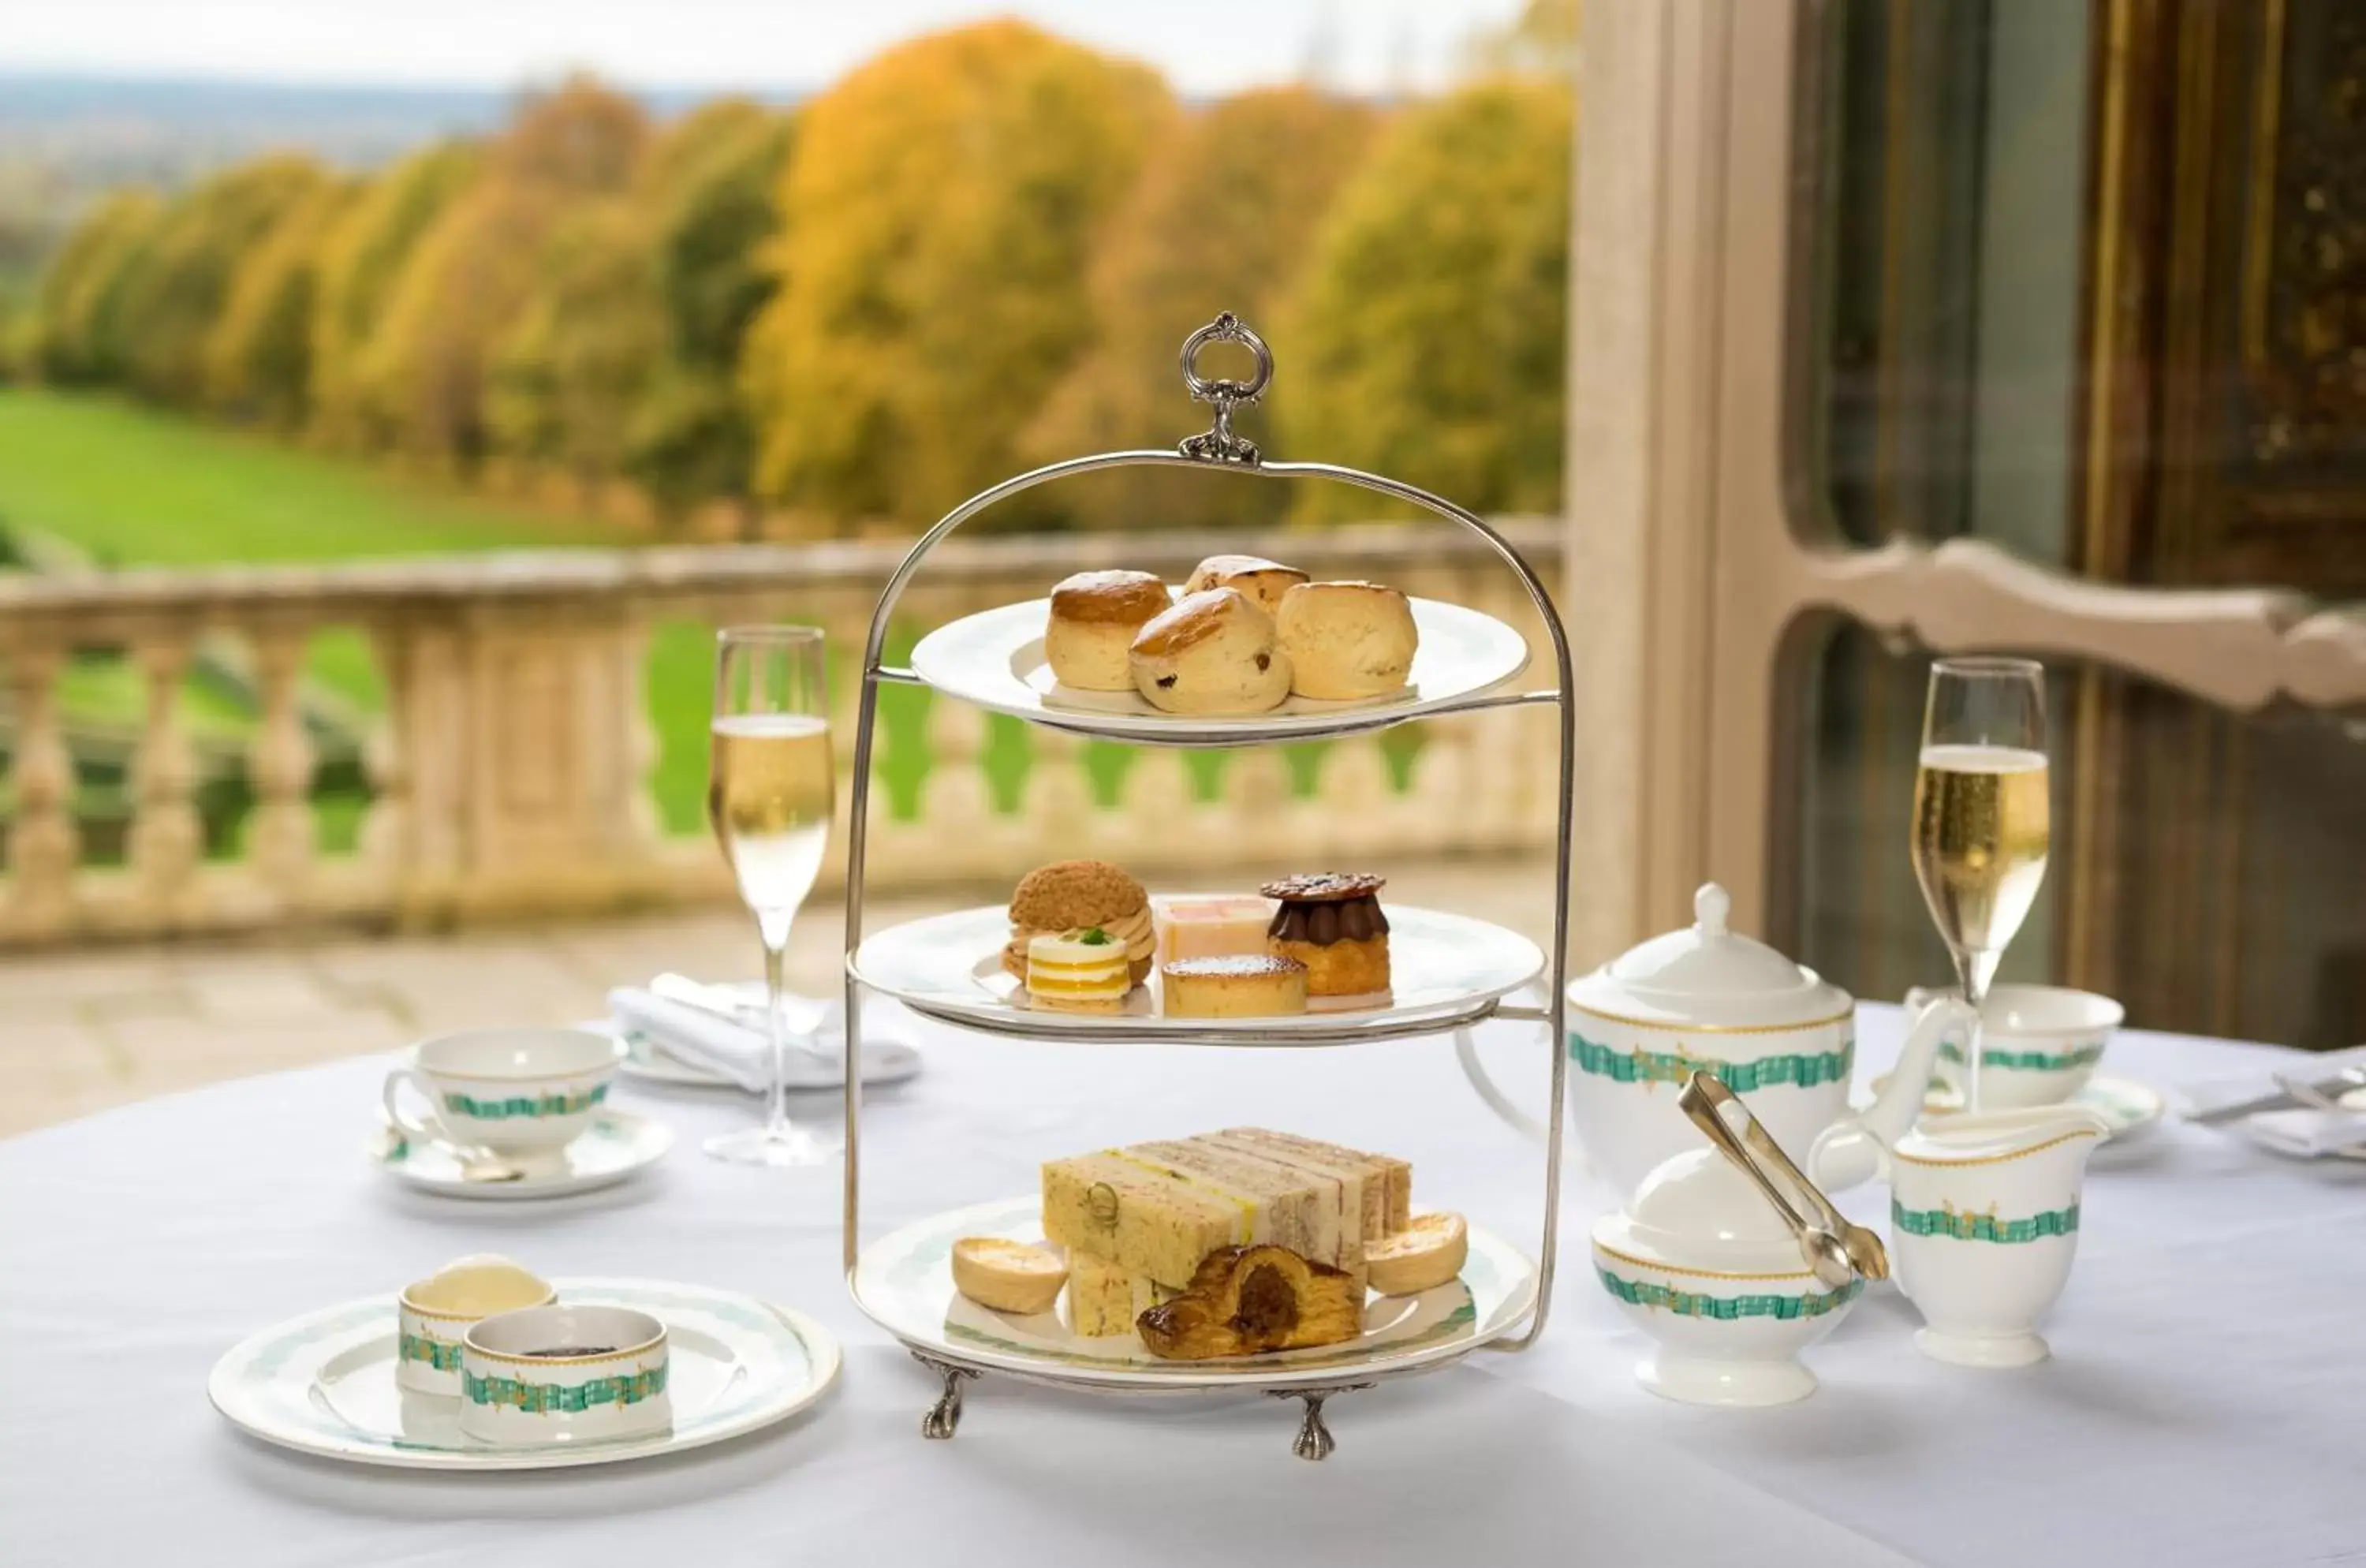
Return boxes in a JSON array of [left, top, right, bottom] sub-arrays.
[[1271, 1383, 1371, 1461], [914, 1353, 979, 1439]]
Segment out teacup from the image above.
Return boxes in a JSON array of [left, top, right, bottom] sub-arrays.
[[396, 1255, 555, 1396], [1904, 984, 2123, 1111], [459, 1304, 671, 1445], [383, 1028, 618, 1157]]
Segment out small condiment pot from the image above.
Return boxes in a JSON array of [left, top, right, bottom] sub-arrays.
[[1885, 1105, 2110, 1367], [396, 1254, 556, 1396], [459, 1305, 671, 1446]]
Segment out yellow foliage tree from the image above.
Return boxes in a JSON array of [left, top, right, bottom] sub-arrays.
[[110, 155, 330, 406], [741, 21, 1171, 530], [1022, 85, 1379, 528], [310, 140, 480, 447], [1280, 79, 1574, 522], [203, 179, 356, 426], [33, 189, 163, 383], [364, 78, 649, 463]]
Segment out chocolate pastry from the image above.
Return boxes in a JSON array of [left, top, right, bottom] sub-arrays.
[[1260, 872, 1391, 1000]]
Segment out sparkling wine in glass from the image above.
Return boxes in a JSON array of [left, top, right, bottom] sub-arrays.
[[705, 626, 839, 1167], [1909, 657, 2051, 1114]]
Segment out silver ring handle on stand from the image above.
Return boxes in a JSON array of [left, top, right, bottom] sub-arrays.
[[1454, 1024, 1554, 1145], [841, 314, 1578, 1361]]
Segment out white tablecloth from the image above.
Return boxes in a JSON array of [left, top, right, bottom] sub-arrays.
[[3, 1003, 2360, 1567]]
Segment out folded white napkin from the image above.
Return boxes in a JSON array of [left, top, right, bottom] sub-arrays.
[[604, 985, 923, 1092], [2239, 1108, 2366, 1160], [2178, 1044, 2366, 1120]]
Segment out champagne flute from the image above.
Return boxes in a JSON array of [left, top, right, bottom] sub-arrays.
[[1909, 657, 2051, 1114], [704, 625, 839, 1167]]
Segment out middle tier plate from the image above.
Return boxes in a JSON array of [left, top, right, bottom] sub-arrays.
[[852, 904, 1545, 1043]]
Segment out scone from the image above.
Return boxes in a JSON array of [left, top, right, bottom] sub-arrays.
[[1263, 872, 1391, 1000], [1274, 581, 1419, 700], [1002, 860, 1155, 984], [1183, 554, 1309, 617], [1129, 588, 1293, 716], [1046, 569, 1174, 692]]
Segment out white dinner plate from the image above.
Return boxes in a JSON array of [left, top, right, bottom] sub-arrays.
[[908, 592, 1532, 743], [852, 904, 1543, 1042], [366, 1110, 673, 1200], [208, 1278, 840, 1471], [852, 1196, 1537, 1390]]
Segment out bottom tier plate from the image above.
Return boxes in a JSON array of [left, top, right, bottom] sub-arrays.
[[207, 1278, 839, 1471], [851, 1195, 1539, 1389]]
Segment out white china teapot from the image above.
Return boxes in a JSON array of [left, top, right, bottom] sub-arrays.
[[1461, 883, 1975, 1197]]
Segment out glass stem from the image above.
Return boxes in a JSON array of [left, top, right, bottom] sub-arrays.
[[762, 930, 792, 1138], [1952, 946, 1995, 1115]]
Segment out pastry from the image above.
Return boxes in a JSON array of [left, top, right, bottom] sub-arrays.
[[1045, 569, 1173, 691], [1129, 588, 1293, 716], [1002, 860, 1154, 984], [1364, 1211, 1468, 1297], [1136, 1245, 1364, 1360], [1160, 955, 1308, 1019], [1025, 929, 1132, 1014], [1065, 1252, 1174, 1337], [1274, 581, 1419, 700], [1263, 872, 1391, 1000], [951, 1237, 1068, 1315], [1183, 554, 1308, 616], [1152, 895, 1276, 966], [1202, 1127, 1412, 1241]]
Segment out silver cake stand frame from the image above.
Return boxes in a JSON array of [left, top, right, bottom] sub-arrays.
[[838, 313, 1574, 1458]]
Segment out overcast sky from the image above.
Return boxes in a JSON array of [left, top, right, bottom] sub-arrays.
[[4, 0, 1528, 95]]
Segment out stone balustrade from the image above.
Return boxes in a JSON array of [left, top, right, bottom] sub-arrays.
[[0, 522, 1565, 946]]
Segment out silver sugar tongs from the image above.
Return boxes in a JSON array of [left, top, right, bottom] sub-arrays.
[[1677, 1073, 1887, 1286]]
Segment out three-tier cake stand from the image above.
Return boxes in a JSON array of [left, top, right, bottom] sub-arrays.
[[837, 314, 1575, 1458]]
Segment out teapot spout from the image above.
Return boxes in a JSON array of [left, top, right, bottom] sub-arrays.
[[1807, 991, 1976, 1193]]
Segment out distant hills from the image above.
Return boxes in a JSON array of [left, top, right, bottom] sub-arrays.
[[0, 71, 806, 182]]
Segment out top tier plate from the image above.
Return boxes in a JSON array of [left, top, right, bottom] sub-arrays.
[[907, 592, 1532, 744]]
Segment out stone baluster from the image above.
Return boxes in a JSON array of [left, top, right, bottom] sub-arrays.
[[914, 690, 998, 883], [1403, 719, 1475, 855], [1308, 735, 1397, 860], [246, 625, 317, 897], [1121, 743, 1199, 875], [1021, 722, 1096, 864], [1217, 746, 1296, 867], [125, 633, 204, 916], [3, 646, 81, 933]]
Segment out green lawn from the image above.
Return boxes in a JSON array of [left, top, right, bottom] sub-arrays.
[[0, 388, 615, 564]]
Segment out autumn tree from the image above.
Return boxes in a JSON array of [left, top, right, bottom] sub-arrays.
[[625, 99, 793, 529], [32, 189, 162, 383], [105, 155, 330, 407], [487, 198, 666, 489], [1281, 79, 1573, 522], [741, 21, 1171, 531], [365, 79, 648, 465], [1022, 86, 1378, 528], [203, 178, 356, 426], [310, 140, 480, 446]]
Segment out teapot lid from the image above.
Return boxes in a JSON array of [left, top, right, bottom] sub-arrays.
[[1573, 883, 1850, 1028]]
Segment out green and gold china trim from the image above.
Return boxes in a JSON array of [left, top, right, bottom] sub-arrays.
[[1566, 1000, 1856, 1035], [1569, 1031, 1854, 1092], [1939, 1040, 2104, 1072], [1595, 1267, 1862, 1321], [440, 1082, 610, 1120], [1591, 1238, 1817, 1282], [398, 1331, 463, 1371], [461, 1363, 669, 1412], [1890, 1127, 2102, 1169], [1892, 1198, 2081, 1244]]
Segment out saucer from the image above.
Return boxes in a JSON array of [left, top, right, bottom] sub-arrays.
[[368, 1111, 673, 1200], [1862, 1074, 2163, 1141]]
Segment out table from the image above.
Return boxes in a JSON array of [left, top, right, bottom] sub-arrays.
[[3, 1003, 2360, 1566]]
